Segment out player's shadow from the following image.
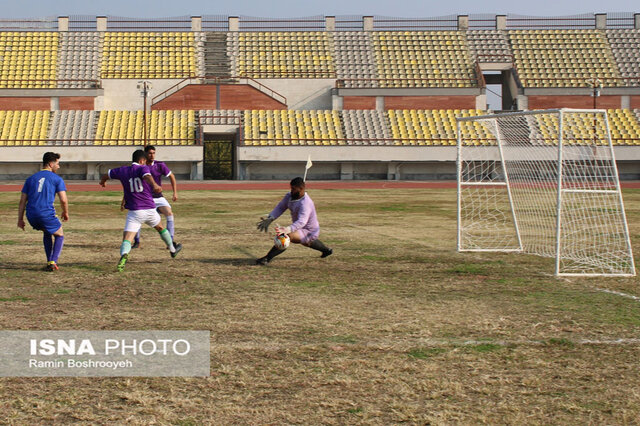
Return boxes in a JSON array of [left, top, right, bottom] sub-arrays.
[[195, 257, 257, 266]]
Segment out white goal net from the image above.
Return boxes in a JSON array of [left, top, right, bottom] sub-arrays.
[[457, 109, 635, 276]]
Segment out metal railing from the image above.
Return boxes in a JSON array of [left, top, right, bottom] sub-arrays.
[[506, 14, 597, 29], [2, 136, 639, 148], [0, 78, 101, 89], [0, 17, 57, 30], [151, 76, 287, 106], [372, 15, 458, 30], [0, 14, 638, 32], [104, 16, 193, 31], [335, 76, 480, 89], [238, 16, 325, 31]]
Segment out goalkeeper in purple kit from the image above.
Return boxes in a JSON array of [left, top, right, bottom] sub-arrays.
[[100, 149, 182, 272], [255, 177, 332, 265]]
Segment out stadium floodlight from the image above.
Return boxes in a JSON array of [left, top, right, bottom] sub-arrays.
[[137, 81, 152, 146], [456, 109, 635, 277]]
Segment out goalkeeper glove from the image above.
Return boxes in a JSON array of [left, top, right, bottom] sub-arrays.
[[256, 215, 275, 232], [275, 225, 292, 235]]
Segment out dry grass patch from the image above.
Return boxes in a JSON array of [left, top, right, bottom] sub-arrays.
[[0, 188, 639, 423]]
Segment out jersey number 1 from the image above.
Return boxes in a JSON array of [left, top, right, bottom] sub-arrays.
[[37, 177, 46, 193], [128, 177, 144, 193]]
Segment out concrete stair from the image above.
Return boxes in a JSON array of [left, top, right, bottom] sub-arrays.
[[204, 32, 231, 79]]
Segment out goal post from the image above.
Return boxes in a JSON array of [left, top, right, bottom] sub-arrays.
[[457, 109, 636, 277]]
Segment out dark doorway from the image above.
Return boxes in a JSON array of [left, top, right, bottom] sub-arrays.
[[203, 134, 234, 179]]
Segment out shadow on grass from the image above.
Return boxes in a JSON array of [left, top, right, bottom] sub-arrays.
[[195, 257, 258, 266]]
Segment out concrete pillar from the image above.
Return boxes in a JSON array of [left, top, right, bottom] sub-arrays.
[[375, 96, 385, 111], [387, 162, 398, 180], [635, 13, 640, 29], [325, 16, 335, 31], [595, 13, 607, 29], [458, 15, 469, 31], [191, 16, 202, 32], [191, 161, 203, 180], [86, 163, 100, 180], [475, 94, 487, 110], [340, 162, 354, 180], [363, 16, 374, 31], [58, 16, 69, 32], [51, 97, 59, 111], [94, 95, 104, 111], [621, 95, 630, 109], [332, 93, 343, 111], [517, 94, 528, 110], [496, 15, 506, 30], [229, 16, 239, 32], [96, 16, 107, 32]]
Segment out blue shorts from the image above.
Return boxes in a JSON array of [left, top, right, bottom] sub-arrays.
[[27, 212, 62, 234]]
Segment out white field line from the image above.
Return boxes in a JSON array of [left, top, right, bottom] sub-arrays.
[[594, 287, 640, 302]]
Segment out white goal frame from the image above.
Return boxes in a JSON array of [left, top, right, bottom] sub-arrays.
[[456, 108, 635, 277]]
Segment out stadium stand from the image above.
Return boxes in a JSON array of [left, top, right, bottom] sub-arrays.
[[0, 14, 640, 180], [101, 32, 197, 79], [0, 110, 50, 145], [48, 110, 97, 145], [333, 32, 379, 88], [94, 110, 195, 145], [342, 110, 390, 144], [387, 109, 493, 145], [532, 108, 640, 145], [0, 32, 59, 88], [243, 109, 344, 145], [198, 109, 241, 124], [609, 108, 640, 145], [606, 29, 640, 86], [229, 32, 336, 78], [57, 33, 101, 88], [371, 31, 476, 88], [509, 30, 623, 88], [466, 30, 513, 63]]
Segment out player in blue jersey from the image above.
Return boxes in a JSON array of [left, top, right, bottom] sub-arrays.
[[127, 145, 179, 249], [100, 149, 182, 272], [17, 152, 69, 271]]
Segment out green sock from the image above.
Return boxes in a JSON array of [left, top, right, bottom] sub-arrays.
[[158, 228, 175, 253], [120, 240, 132, 256]]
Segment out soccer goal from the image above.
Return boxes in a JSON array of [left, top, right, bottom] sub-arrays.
[[456, 109, 635, 276]]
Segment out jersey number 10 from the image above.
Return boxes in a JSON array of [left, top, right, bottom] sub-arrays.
[[128, 177, 144, 193]]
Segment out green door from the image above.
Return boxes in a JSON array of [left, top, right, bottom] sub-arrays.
[[203, 135, 234, 180]]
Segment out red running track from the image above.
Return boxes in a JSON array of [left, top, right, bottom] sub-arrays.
[[1, 180, 639, 192]]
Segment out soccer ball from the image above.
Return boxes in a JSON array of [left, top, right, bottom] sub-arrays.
[[274, 233, 290, 249]]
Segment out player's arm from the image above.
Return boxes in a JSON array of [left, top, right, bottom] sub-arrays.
[[257, 194, 288, 232], [99, 173, 110, 187], [17, 192, 27, 230], [57, 190, 69, 221], [143, 174, 162, 194], [168, 173, 178, 201]]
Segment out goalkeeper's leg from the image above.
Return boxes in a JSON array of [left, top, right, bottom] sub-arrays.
[[256, 245, 286, 265], [308, 239, 333, 258]]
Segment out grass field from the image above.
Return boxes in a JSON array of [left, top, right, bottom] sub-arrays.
[[0, 186, 639, 423]]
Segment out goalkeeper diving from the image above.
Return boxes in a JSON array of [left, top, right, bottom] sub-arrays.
[[255, 177, 333, 265]]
